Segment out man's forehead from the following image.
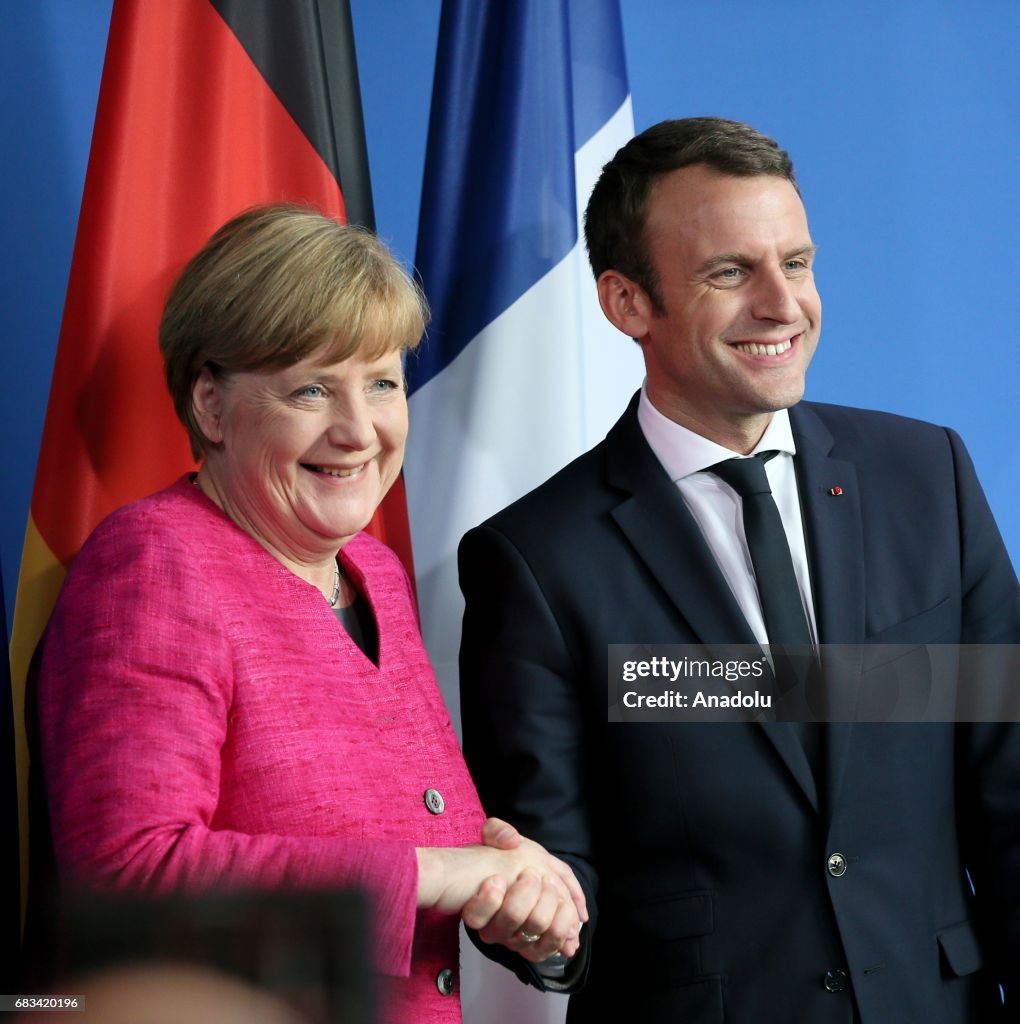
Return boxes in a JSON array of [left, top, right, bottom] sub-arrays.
[[645, 167, 811, 244]]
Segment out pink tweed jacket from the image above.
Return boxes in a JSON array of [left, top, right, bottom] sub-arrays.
[[37, 476, 485, 1023]]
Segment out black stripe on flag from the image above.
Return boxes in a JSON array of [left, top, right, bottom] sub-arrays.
[[209, 0, 376, 229]]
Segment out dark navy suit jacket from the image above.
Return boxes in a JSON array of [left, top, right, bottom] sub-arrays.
[[459, 395, 1020, 1023]]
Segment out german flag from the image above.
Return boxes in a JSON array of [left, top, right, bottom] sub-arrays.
[[9, 0, 413, 929]]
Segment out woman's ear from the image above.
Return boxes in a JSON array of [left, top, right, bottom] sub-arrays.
[[191, 367, 225, 445], [596, 270, 654, 341]]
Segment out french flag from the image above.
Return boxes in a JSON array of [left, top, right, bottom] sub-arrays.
[[405, 1, 643, 783]]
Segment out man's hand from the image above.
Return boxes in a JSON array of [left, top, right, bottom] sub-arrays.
[[460, 817, 586, 962]]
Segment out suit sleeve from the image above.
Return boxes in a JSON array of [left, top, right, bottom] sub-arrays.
[[459, 523, 596, 992], [946, 428, 1020, 1001], [948, 428, 1020, 645]]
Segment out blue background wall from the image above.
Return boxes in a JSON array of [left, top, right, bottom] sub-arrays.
[[2, 1, 1018, 628]]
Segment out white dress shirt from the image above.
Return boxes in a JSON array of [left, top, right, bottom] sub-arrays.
[[637, 386, 818, 648]]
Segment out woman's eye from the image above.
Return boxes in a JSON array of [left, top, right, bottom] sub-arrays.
[[369, 378, 400, 393], [296, 384, 325, 399]]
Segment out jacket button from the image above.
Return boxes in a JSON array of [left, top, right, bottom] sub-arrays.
[[827, 852, 848, 877], [424, 788, 445, 814], [436, 967, 456, 995], [823, 969, 849, 993]]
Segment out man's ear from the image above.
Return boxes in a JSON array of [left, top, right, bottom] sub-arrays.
[[191, 367, 225, 445], [596, 270, 654, 341]]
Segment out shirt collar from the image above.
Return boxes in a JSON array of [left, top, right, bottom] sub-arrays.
[[637, 383, 797, 482]]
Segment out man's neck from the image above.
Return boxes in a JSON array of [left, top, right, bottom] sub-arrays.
[[644, 389, 773, 456]]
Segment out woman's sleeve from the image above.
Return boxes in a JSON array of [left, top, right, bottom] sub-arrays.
[[36, 515, 419, 977]]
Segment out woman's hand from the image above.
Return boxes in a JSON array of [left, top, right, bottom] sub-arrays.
[[416, 818, 587, 962]]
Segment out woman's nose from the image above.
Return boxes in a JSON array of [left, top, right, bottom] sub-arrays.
[[326, 397, 375, 450]]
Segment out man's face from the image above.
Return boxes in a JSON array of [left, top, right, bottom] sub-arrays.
[[635, 165, 821, 450]]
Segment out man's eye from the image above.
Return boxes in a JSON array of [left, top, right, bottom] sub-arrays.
[[715, 267, 743, 281], [784, 259, 808, 272]]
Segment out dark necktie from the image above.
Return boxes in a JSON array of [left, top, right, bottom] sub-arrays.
[[708, 451, 812, 648], [708, 452, 822, 774]]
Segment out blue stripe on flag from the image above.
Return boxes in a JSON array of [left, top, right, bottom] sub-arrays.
[[411, 0, 627, 394], [568, 0, 628, 148]]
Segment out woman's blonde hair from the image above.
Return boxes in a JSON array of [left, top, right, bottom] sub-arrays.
[[159, 204, 429, 458]]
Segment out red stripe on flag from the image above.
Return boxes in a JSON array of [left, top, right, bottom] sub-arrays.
[[367, 472, 416, 596]]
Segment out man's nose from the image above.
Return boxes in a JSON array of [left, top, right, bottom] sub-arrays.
[[751, 268, 802, 324]]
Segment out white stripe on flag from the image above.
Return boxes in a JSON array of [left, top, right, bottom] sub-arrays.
[[406, 97, 641, 730]]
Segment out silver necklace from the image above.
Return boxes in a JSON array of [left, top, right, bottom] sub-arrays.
[[328, 562, 341, 608]]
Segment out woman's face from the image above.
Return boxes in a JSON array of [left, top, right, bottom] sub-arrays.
[[194, 347, 407, 562]]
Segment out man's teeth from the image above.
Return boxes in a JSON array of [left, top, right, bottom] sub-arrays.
[[313, 465, 364, 478], [734, 339, 793, 357]]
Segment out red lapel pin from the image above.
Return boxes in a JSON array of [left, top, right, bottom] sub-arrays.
[[829, 486, 843, 496]]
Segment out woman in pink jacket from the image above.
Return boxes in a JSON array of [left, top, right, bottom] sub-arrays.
[[36, 205, 585, 1023]]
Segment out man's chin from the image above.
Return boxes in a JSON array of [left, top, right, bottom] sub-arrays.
[[755, 377, 808, 413]]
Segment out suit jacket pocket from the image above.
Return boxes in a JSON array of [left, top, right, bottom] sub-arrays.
[[633, 890, 714, 941], [606, 891, 715, 988], [937, 919, 984, 978], [866, 595, 954, 645]]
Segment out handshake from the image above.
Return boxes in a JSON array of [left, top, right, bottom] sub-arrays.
[[416, 818, 587, 963]]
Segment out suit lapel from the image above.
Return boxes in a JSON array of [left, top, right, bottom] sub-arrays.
[[605, 396, 820, 812], [790, 402, 867, 814], [605, 397, 754, 647], [790, 403, 866, 649]]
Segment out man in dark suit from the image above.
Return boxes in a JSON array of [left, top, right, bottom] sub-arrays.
[[458, 118, 1019, 1022]]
